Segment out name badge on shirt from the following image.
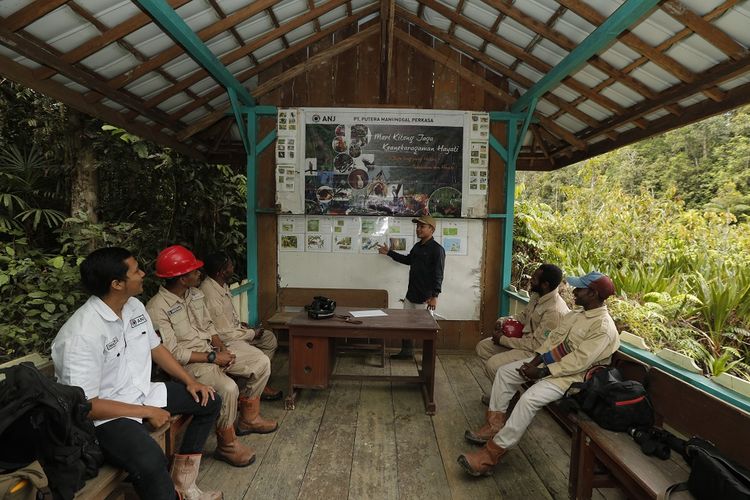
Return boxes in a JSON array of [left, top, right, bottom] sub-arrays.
[[105, 337, 119, 351], [167, 304, 183, 316], [129, 314, 147, 328]]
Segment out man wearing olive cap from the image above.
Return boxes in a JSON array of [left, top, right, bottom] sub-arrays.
[[458, 271, 620, 477], [378, 215, 445, 359]]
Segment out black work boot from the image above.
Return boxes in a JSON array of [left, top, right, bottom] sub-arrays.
[[390, 339, 414, 359]]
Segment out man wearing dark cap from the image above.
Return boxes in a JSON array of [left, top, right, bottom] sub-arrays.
[[458, 271, 620, 477], [378, 215, 445, 359]]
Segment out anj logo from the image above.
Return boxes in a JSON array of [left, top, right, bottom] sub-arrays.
[[312, 114, 336, 123]]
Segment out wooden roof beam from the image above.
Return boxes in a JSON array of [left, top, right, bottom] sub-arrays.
[[0, 25, 184, 131], [306, 0, 322, 32], [393, 27, 587, 150], [0, 0, 69, 32], [87, 0, 279, 97], [479, 5, 509, 54], [206, 0, 261, 67], [380, 0, 396, 103], [661, 0, 747, 61], [559, 0, 727, 103], [397, 7, 602, 130], [0, 52, 204, 159], [34, 0, 191, 81], [554, 52, 750, 156], [416, 0, 626, 116], [510, 6, 567, 72], [170, 5, 378, 121], [446, 0, 466, 37], [483, 0, 658, 100], [136, 0, 355, 114], [178, 25, 380, 141], [267, 6, 291, 48], [554, 78, 750, 167]]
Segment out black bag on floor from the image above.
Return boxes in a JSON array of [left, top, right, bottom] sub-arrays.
[[561, 365, 654, 432], [670, 437, 750, 500], [0, 362, 103, 500]]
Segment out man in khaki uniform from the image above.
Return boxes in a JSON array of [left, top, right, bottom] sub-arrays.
[[459, 271, 620, 477], [199, 252, 282, 400], [476, 264, 569, 388], [146, 245, 278, 469]]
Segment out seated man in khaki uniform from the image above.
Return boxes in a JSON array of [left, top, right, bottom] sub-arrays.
[[475, 263, 569, 402], [146, 245, 278, 469], [199, 252, 282, 400], [459, 271, 620, 476]]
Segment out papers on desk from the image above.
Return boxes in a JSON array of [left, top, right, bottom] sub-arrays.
[[349, 309, 388, 318]]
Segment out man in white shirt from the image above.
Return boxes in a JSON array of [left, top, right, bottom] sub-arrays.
[[458, 271, 620, 477], [52, 247, 221, 500]]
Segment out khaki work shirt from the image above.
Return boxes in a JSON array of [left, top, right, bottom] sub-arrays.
[[146, 286, 216, 365], [199, 276, 254, 343], [535, 305, 620, 391], [498, 289, 570, 352]]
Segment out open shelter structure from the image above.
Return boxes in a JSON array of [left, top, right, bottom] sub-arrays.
[[2, 0, 750, 347]]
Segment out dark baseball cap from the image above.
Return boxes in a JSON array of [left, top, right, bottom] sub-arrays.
[[567, 271, 616, 300]]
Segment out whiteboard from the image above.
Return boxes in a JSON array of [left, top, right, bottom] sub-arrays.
[[278, 219, 484, 320]]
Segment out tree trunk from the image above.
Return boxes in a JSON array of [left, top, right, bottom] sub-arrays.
[[67, 112, 98, 222]]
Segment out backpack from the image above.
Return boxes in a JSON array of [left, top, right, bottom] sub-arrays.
[[562, 365, 654, 432], [0, 363, 103, 500], [661, 437, 750, 500]]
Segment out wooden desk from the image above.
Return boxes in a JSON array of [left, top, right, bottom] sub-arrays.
[[285, 308, 440, 414]]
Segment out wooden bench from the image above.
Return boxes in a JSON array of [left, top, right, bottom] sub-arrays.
[[568, 351, 750, 499], [0, 354, 183, 500], [266, 287, 389, 366]]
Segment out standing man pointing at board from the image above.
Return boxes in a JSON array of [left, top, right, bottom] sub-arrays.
[[378, 215, 446, 359]]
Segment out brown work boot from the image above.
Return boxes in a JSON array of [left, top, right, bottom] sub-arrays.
[[236, 396, 278, 436], [464, 410, 506, 445], [261, 385, 283, 401], [170, 453, 223, 499], [457, 440, 507, 476], [214, 426, 255, 467]]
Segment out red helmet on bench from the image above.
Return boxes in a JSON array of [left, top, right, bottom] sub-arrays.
[[501, 318, 524, 338]]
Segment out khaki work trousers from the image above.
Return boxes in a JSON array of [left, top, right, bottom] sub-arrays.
[[249, 328, 278, 361], [475, 337, 535, 381], [185, 341, 271, 428], [490, 358, 565, 449]]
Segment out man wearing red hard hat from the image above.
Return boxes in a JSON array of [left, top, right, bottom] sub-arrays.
[[459, 271, 620, 477], [474, 264, 569, 404], [146, 245, 278, 469]]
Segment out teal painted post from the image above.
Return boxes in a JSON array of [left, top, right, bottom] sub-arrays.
[[499, 119, 518, 317], [245, 108, 259, 325]]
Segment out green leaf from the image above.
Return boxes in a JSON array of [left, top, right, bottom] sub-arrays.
[[0, 273, 8, 286], [27, 291, 48, 298], [5, 246, 15, 257], [44, 303, 56, 313], [49, 255, 64, 269]]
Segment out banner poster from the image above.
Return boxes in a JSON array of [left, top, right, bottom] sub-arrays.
[[303, 108, 465, 218], [278, 216, 305, 252]]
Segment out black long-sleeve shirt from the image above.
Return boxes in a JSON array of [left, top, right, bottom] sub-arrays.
[[388, 237, 445, 303]]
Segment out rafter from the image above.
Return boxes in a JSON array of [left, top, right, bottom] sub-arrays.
[[379, 0, 396, 103], [416, 0, 628, 116], [178, 25, 380, 141], [34, 0, 191, 81], [170, 5, 378, 122], [447, 0, 466, 37], [555, 78, 750, 166], [134, 0, 355, 114], [510, 6, 567, 72], [307, 0, 322, 32], [479, 3, 510, 54], [661, 0, 747, 60], [0, 0, 69, 32], [0, 25, 184, 131], [206, 0, 260, 67], [0, 52, 203, 159], [266, 7, 291, 48], [557, 0, 724, 102], [85, 0, 279, 97], [483, 0, 658, 100], [397, 7, 605, 132], [555, 52, 750, 155], [393, 27, 587, 150]]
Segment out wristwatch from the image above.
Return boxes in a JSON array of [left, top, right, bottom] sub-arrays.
[[207, 351, 217, 364]]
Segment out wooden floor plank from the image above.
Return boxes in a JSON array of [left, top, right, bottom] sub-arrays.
[[430, 355, 502, 500], [391, 356, 451, 499], [349, 380, 399, 500]]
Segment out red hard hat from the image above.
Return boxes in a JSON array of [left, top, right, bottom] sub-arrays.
[[155, 245, 204, 278], [501, 318, 524, 338]]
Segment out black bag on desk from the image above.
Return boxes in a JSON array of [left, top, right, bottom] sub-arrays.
[[306, 296, 336, 319], [562, 365, 654, 432]]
